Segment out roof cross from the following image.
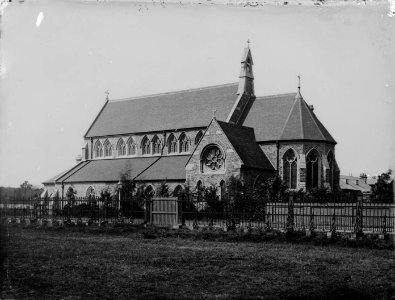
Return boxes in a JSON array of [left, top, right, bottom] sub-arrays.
[[247, 39, 250, 48], [105, 90, 110, 101], [212, 109, 217, 119]]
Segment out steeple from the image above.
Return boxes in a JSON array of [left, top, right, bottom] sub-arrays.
[[227, 42, 256, 125], [237, 40, 255, 96]]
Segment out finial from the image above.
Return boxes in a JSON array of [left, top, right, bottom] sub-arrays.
[[297, 75, 301, 91], [105, 90, 110, 101], [247, 39, 250, 48], [212, 109, 217, 119]]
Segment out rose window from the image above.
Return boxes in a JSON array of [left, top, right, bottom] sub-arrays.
[[203, 146, 224, 171]]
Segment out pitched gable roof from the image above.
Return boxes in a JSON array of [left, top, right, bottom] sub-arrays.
[[242, 93, 336, 144], [340, 175, 372, 193], [216, 120, 274, 170], [85, 83, 239, 138]]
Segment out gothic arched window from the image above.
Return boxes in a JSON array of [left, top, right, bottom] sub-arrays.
[[145, 185, 155, 198], [86, 186, 95, 198], [141, 136, 151, 155], [152, 135, 162, 155], [104, 140, 112, 157], [172, 185, 183, 197], [201, 145, 224, 172], [195, 130, 203, 145], [179, 133, 189, 153], [283, 149, 297, 189], [167, 134, 177, 154], [94, 140, 103, 158], [116, 139, 126, 157], [306, 149, 319, 189], [219, 180, 226, 200], [327, 151, 335, 189], [127, 138, 136, 155]]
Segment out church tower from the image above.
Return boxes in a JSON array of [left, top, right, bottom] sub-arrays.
[[227, 42, 256, 125]]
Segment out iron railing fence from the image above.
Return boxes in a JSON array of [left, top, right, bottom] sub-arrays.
[[0, 197, 147, 224], [1, 194, 394, 233]]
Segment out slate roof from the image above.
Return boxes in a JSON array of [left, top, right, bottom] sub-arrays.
[[45, 156, 190, 184], [85, 83, 239, 138], [217, 120, 274, 170], [43, 162, 89, 184], [242, 93, 336, 144], [340, 175, 372, 193]]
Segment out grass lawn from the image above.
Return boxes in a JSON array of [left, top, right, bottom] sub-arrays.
[[1, 225, 394, 299]]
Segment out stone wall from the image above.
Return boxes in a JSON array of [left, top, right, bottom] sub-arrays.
[[259, 141, 338, 191], [186, 119, 243, 189], [44, 181, 186, 198]]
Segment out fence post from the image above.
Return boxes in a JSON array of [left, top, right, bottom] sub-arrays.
[[354, 195, 363, 238], [286, 194, 294, 237]]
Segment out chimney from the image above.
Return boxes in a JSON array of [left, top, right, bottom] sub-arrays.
[[356, 179, 359, 185], [345, 179, 349, 184]]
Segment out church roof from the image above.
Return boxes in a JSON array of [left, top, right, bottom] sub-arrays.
[[85, 83, 239, 138], [242, 93, 336, 144], [47, 155, 190, 184], [217, 121, 274, 170]]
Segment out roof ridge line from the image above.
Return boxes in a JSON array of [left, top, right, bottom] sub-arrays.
[[278, 97, 298, 140], [298, 98, 304, 139], [255, 93, 297, 100], [110, 82, 239, 103]]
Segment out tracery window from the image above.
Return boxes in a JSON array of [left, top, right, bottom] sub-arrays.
[[202, 145, 224, 172], [306, 149, 319, 189], [116, 139, 126, 157], [127, 138, 136, 155], [152, 135, 162, 155], [104, 140, 113, 157], [141, 136, 151, 155], [179, 133, 189, 153], [283, 149, 297, 189], [94, 140, 103, 158], [167, 134, 177, 154], [195, 131, 203, 145]]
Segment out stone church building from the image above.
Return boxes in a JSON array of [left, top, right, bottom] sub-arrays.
[[43, 46, 339, 198]]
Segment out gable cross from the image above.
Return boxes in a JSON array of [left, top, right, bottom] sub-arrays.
[[105, 90, 110, 101], [212, 109, 217, 119]]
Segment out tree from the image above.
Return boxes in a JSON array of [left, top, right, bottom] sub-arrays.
[[20, 181, 33, 199], [372, 169, 393, 202], [156, 181, 169, 197]]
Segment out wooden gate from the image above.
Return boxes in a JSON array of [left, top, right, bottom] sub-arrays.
[[150, 197, 179, 227]]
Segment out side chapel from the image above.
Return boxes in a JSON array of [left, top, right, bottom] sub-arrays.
[[43, 45, 340, 198]]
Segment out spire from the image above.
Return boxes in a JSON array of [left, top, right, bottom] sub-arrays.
[[295, 75, 303, 100], [237, 41, 254, 96]]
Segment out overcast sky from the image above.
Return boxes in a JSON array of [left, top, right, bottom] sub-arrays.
[[0, 0, 394, 187]]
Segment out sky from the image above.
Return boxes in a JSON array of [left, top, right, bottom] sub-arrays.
[[0, 0, 394, 187]]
